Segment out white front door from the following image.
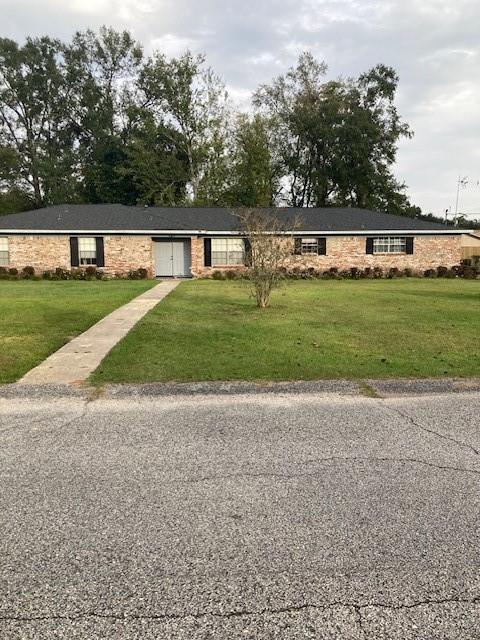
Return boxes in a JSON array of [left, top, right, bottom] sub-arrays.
[[171, 241, 186, 276], [155, 241, 190, 277]]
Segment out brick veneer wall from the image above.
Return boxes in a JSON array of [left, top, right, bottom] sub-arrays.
[[4, 233, 463, 277], [5, 235, 155, 276], [193, 235, 463, 276], [283, 235, 463, 272], [190, 236, 205, 276], [8, 235, 71, 271], [103, 236, 154, 276]]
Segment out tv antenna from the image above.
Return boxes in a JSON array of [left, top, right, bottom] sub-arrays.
[[454, 176, 469, 222]]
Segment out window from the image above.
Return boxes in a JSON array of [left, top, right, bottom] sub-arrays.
[[373, 237, 407, 254], [294, 237, 326, 256], [301, 238, 319, 255], [211, 238, 245, 266], [0, 237, 9, 266], [78, 237, 97, 265]]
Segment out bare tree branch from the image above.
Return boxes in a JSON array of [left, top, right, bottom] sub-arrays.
[[235, 208, 302, 308]]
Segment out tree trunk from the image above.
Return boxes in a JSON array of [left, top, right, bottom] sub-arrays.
[[33, 177, 42, 207], [26, 129, 43, 208], [186, 142, 199, 202], [30, 159, 43, 208]]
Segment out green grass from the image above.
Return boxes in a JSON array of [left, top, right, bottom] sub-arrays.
[[0, 280, 155, 383], [91, 278, 480, 383]]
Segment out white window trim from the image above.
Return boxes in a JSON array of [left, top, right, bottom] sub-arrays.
[[372, 236, 407, 254], [211, 237, 245, 267], [301, 238, 319, 255], [78, 237, 97, 266], [0, 237, 9, 266]]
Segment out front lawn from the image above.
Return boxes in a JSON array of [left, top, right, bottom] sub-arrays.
[[91, 279, 480, 383], [0, 280, 155, 383]]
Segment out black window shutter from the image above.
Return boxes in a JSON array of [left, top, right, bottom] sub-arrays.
[[244, 238, 252, 265], [294, 238, 302, 255], [405, 237, 414, 254], [366, 237, 374, 254], [70, 237, 79, 267], [318, 237, 326, 255], [204, 238, 212, 266], [95, 237, 105, 267]]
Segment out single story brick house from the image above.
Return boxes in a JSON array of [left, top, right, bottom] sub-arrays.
[[0, 204, 474, 277]]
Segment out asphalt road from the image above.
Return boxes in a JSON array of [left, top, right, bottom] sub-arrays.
[[0, 388, 479, 639]]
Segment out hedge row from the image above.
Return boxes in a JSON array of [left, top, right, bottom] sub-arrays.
[[2, 263, 479, 282], [0, 266, 149, 280], [208, 264, 480, 280]]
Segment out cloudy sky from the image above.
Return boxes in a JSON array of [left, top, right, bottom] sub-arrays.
[[2, 0, 479, 218]]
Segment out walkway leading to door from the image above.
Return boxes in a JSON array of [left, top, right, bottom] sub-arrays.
[[19, 280, 180, 385]]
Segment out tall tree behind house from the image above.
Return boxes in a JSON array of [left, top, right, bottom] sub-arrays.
[[254, 53, 415, 212], [0, 30, 425, 218]]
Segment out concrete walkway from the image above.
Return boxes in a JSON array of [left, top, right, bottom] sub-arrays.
[[19, 280, 180, 385]]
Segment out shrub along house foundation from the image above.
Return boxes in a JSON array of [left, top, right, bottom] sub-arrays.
[[0, 204, 474, 277]]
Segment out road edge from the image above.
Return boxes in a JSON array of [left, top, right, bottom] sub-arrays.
[[1, 377, 480, 400]]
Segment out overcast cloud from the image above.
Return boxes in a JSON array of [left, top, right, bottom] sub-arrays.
[[1, 0, 479, 218]]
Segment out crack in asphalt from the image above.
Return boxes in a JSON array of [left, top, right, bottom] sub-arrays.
[[167, 456, 480, 486], [384, 403, 479, 457], [4, 403, 478, 480], [352, 605, 366, 637], [294, 455, 480, 476], [1, 595, 479, 624]]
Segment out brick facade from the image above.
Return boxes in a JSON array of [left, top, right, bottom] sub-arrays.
[[3, 233, 464, 277], [4, 235, 155, 277], [283, 235, 462, 272], [190, 236, 205, 277], [8, 235, 71, 271], [194, 235, 463, 276], [103, 236, 154, 276]]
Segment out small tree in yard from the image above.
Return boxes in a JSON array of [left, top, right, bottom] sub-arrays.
[[236, 209, 301, 308]]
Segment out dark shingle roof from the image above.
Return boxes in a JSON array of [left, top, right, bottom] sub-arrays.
[[0, 203, 458, 233]]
